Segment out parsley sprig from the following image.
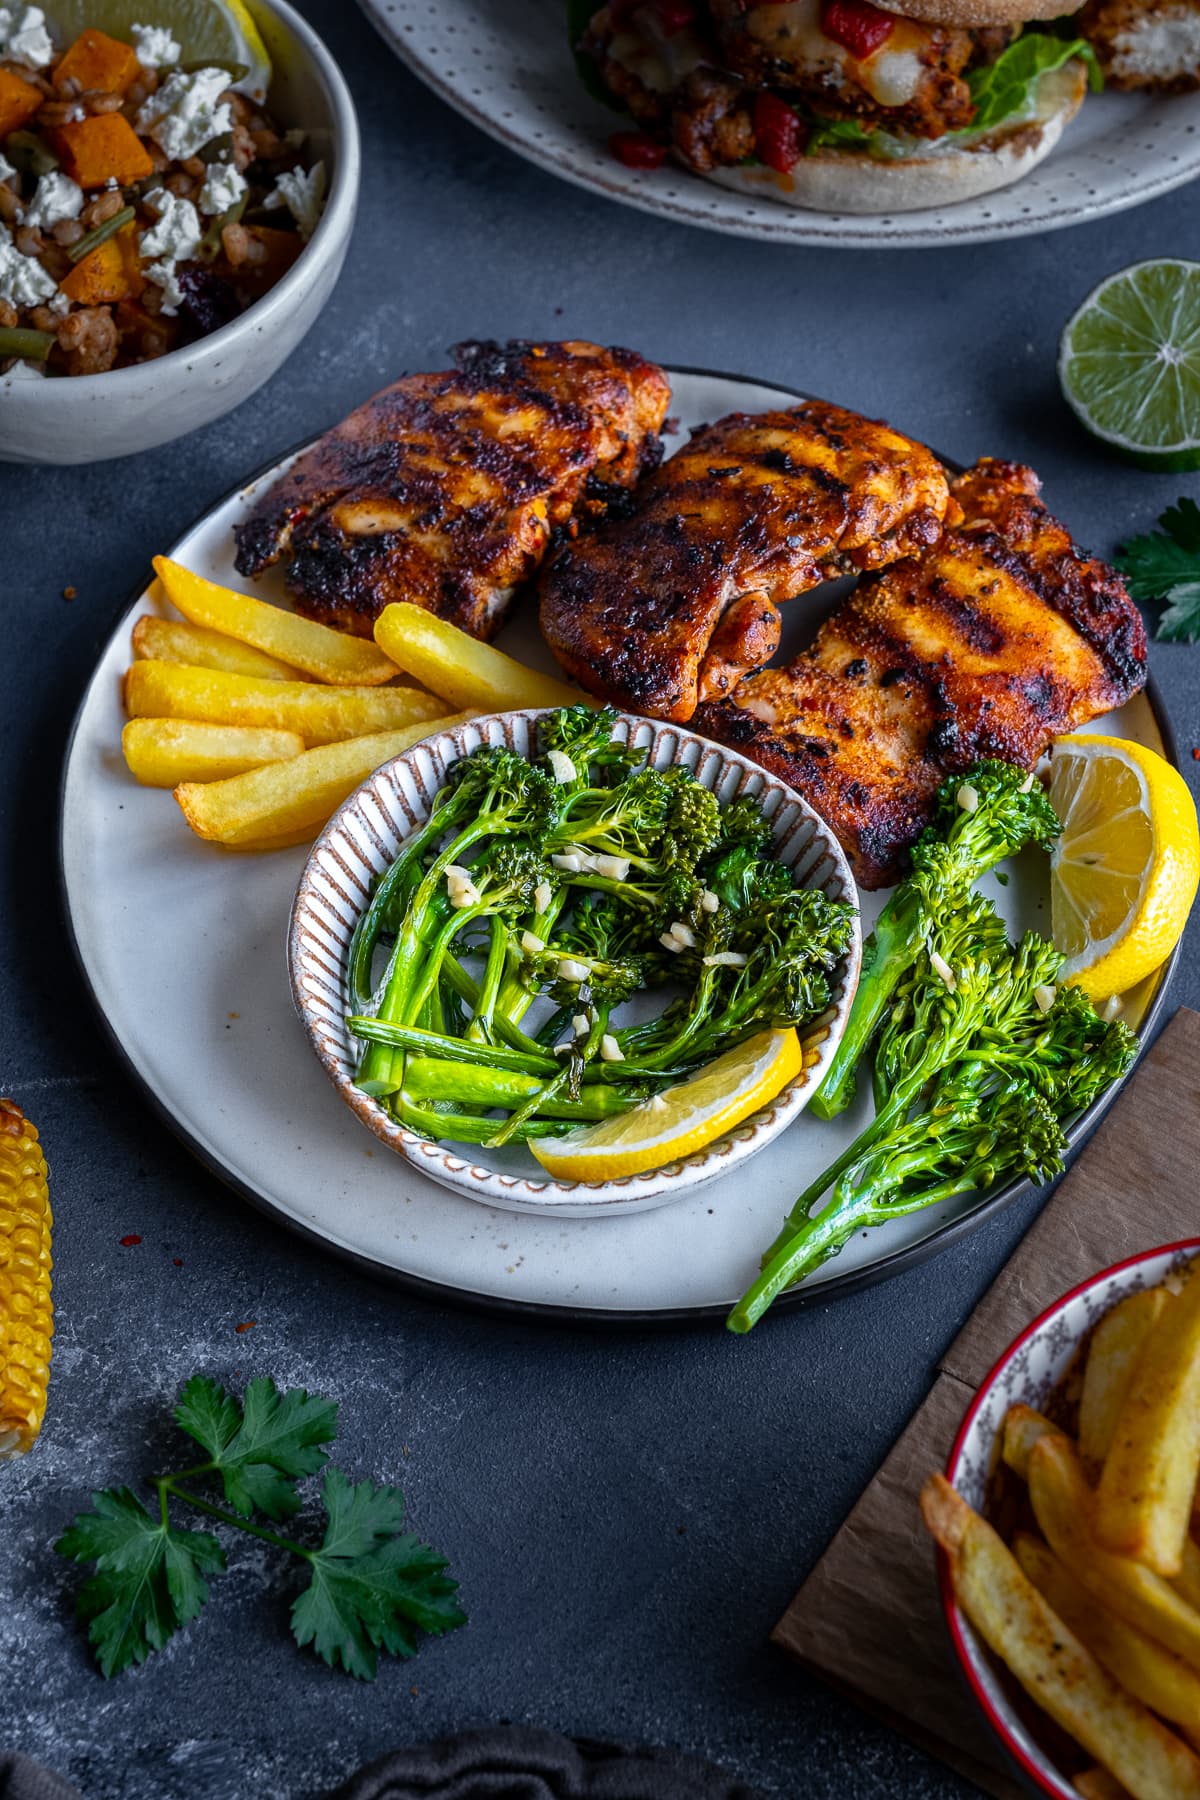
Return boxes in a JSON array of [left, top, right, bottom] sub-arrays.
[[56, 1375, 467, 1680], [1116, 499, 1200, 643]]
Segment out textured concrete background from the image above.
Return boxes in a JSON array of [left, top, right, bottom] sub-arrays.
[[2, 5, 1199, 1794]]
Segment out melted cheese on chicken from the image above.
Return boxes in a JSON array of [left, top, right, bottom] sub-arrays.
[[741, 0, 932, 106]]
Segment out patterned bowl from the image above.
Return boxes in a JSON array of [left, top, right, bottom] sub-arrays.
[[941, 1239, 1200, 1798], [288, 709, 861, 1219]]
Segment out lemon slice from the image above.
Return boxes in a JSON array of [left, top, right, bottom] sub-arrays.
[[1048, 734, 1199, 1001], [46, 0, 271, 98], [530, 1027, 803, 1183]]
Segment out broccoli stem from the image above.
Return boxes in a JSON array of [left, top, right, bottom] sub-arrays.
[[466, 915, 509, 1043], [438, 957, 547, 1058], [395, 1092, 567, 1145], [348, 1017, 558, 1076], [809, 887, 924, 1121], [402, 1057, 630, 1119]]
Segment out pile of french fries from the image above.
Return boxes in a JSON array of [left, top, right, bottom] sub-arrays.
[[121, 558, 586, 849], [923, 1261, 1200, 1800]]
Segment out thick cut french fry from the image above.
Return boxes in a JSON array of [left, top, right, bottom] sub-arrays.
[[1095, 1265, 1200, 1577], [174, 715, 475, 846], [154, 557, 399, 686], [122, 718, 304, 787], [1027, 1435, 1200, 1675], [1002, 1404, 1068, 1480], [1080, 1289, 1174, 1469], [1016, 1532, 1200, 1734], [125, 660, 447, 746], [131, 613, 304, 682], [1076, 1770, 1136, 1800], [920, 1474, 1200, 1800], [1173, 1538, 1200, 1613], [374, 602, 587, 713]]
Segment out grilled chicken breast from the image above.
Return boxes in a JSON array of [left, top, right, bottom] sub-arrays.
[[695, 459, 1148, 889], [234, 339, 671, 639], [539, 399, 954, 722]]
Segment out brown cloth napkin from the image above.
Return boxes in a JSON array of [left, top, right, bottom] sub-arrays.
[[774, 1005, 1200, 1798]]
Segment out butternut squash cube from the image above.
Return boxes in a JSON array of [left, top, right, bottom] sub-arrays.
[[0, 67, 43, 136], [51, 113, 154, 187], [59, 219, 144, 305], [52, 29, 141, 97]]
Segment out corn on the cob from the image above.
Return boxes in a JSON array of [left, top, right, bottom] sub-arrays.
[[0, 1099, 53, 1458]]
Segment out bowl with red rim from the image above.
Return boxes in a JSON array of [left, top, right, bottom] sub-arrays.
[[939, 1239, 1200, 1798]]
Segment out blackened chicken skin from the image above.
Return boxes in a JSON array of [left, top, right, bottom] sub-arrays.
[[234, 340, 671, 639], [695, 459, 1148, 889], [539, 400, 954, 722]]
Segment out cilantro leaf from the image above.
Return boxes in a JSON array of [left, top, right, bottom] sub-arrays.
[[291, 1468, 467, 1680], [1116, 499, 1200, 642], [967, 35, 1100, 134], [55, 1487, 224, 1677], [175, 1374, 338, 1520]]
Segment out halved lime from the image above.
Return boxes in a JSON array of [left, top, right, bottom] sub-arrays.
[[1059, 260, 1200, 473], [44, 0, 271, 99]]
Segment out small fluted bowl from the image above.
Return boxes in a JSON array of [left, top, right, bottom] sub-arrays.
[[288, 709, 862, 1219]]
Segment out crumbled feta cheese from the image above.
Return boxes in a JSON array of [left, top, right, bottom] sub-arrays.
[[139, 189, 201, 262], [599, 1035, 624, 1064], [547, 748, 577, 785], [1, 356, 45, 380], [0, 6, 53, 67], [131, 20, 181, 68], [699, 890, 719, 914], [556, 958, 588, 983], [929, 949, 957, 992], [551, 852, 583, 874], [571, 1013, 589, 1038], [0, 225, 57, 309], [197, 159, 247, 218], [143, 257, 185, 314], [592, 854, 630, 882], [1033, 984, 1057, 1015], [0, 155, 17, 187], [264, 159, 325, 241], [519, 931, 545, 956], [136, 67, 234, 160], [533, 882, 552, 915], [48, 287, 68, 315], [702, 952, 748, 968], [22, 172, 84, 231], [956, 783, 979, 814], [667, 921, 694, 949]]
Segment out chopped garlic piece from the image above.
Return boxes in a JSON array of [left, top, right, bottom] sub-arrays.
[[700, 890, 719, 914], [553, 1040, 573, 1056], [592, 854, 630, 882], [929, 949, 956, 991], [1101, 995, 1122, 1022], [645, 1094, 668, 1114], [1019, 771, 1036, 795], [556, 957, 588, 983], [659, 932, 682, 953], [600, 1034, 624, 1063], [533, 882, 553, 915], [956, 783, 979, 814], [572, 1013, 590, 1037], [547, 748, 577, 785], [551, 853, 582, 874], [668, 922, 695, 949], [1033, 984, 1057, 1015], [519, 931, 545, 956], [702, 952, 748, 968], [445, 864, 480, 910]]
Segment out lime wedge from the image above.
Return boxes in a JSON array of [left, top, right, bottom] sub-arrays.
[[45, 0, 271, 99], [1059, 260, 1200, 473]]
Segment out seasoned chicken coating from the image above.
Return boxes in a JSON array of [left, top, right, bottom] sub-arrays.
[[234, 340, 671, 639], [1078, 0, 1200, 91], [539, 400, 954, 722], [695, 459, 1147, 889]]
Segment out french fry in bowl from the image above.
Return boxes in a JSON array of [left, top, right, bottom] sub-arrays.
[[920, 1474, 1200, 1798], [1094, 1269, 1200, 1578], [131, 615, 305, 683], [125, 662, 447, 746], [153, 558, 400, 688], [374, 602, 586, 713], [174, 715, 475, 846], [1075, 1769, 1138, 1799], [122, 719, 305, 787], [1080, 1288, 1174, 1469]]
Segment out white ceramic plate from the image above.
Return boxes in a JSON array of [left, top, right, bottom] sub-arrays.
[[942, 1240, 1200, 1797], [289, 709, 860, 1217], [356, 0, 1200, 249], [60, 368, 1175, 1319]]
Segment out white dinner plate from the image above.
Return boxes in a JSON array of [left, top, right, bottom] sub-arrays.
[[356, 0, 1200, 249], [60, 368, 1176, 1320]]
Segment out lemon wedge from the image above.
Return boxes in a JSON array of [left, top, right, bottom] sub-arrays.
[[47, 0, 271, 98], [530, 1027, 803, 1183], [1048, 734, 1199, 1001]]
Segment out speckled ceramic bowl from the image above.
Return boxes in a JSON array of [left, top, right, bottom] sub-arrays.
[[288, 709, 862, 1219], [941, 1240, 1200, 1798], [0, 0, 359, 465]]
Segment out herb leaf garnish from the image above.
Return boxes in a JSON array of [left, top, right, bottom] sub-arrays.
[[1117, 498, 1200, 642]]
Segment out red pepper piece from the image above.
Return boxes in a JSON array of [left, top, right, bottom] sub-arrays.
[[821, 0, 895, 60], [654, 0, 696, 32], [119, 1234, 142, 1246], [752, 92, 804, 175], [609, 129, 668, 169]]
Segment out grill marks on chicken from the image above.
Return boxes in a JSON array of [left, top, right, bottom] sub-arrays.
[[695, 459, 1148, 889], [233, 339, 671, 639], [538, 400, 954, 723]]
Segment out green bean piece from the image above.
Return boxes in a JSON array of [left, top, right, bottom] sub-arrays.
[[198, 130, 237, 165], [177, 59, 249, 80], [66, 205, 135, 265], [5, 129, 58, 177], [196, 191, 247, 264], [0, 327, 54, 361]]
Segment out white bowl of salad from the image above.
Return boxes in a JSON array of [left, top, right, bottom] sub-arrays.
[[0, 0, 359, 462]]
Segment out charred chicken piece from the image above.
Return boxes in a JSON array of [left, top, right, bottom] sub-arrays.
[[234, 340, 671, 639], [695, 459, 1148, 889], [538, 399, 954, 722]]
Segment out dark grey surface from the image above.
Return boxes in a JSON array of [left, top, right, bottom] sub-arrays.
[[2, 7, 1199, 1795]]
